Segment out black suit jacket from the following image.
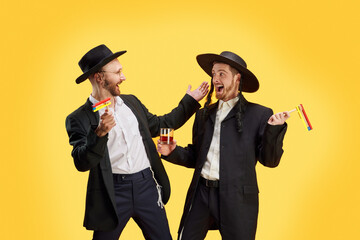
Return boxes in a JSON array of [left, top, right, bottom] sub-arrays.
[[164, 99, 287, 239], [65, 94, 200, 231]]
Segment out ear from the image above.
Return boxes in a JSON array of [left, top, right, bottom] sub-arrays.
[[94, 72, 103, 84], [235, 73, 241, 83]]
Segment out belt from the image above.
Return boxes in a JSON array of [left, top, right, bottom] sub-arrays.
[[200, 176, 219, 188], [113, 167, 151, 182]]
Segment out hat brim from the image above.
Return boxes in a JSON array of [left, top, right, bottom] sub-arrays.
[[196, 53, 259, 93], [75, 50, 127, 84]]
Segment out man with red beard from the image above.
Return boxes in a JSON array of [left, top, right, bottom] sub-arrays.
[[158, 51, 290, 240], [65, 44, 209, 240]]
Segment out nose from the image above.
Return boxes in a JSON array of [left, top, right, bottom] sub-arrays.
[[212, 75, 220, 84], [120, 72, 126, 81]]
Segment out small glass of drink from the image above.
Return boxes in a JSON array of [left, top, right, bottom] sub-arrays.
[[160, 128, 174, 144]]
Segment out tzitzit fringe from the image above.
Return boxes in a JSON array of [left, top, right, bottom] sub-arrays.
[[149, 167, 164, 208]]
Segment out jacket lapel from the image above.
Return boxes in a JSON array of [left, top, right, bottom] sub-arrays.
[[84, 99, 110, 171], [208, 102, 218, 124], [84, 98, 100, 127], [120, 95, 147, 131], [222, 106, 237, 122]]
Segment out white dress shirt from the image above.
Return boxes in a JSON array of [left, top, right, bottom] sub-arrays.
[[201, 96, 239, 180], [89, 95, 151, 174]]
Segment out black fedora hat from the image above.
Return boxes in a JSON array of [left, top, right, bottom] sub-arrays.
[[196, 51, 259, 92], [75, 44, 127, 84]]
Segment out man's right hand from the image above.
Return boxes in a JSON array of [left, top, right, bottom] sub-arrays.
[[157, 139, 177, 156], [186, 81, 209, 102], [95, 109, 116, 137]]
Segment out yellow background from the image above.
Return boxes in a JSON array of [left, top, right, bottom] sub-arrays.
[[1, 0, 359, 239]]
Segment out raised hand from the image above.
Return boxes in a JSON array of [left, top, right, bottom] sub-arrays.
[[186, 81, 209, 101], [268, 111, 290, 125]]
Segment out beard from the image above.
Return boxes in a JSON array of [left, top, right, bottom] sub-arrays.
[[103, 79, 120, 96], [214, 83, 239, 101]]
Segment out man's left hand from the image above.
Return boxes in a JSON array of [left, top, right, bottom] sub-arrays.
[[268, 111, 290, 125], [186, 81, 209, 101]]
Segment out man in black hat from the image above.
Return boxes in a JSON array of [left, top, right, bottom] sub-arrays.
[[157, 51, 290, 240], [65, 44, 209, 240]]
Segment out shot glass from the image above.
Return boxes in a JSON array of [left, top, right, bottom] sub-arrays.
[[160, 128, 174, 144]]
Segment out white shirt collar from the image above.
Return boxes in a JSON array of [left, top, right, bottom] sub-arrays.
[[218, 96, 239, 110]]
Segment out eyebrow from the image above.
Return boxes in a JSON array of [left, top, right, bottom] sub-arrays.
[[212, 69, 228, 73]]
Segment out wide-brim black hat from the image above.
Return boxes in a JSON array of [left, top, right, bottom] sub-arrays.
[[76, 44, 126, 84], [196, 51, 259, 92]]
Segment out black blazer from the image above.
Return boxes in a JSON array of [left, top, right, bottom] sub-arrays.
[[65, 94, 200, 231], [164, 99, 287, 239]]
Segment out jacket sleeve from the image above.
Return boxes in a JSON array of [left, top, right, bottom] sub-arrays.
[[162, 145, 197, 168], [135, 94, 201, 137], [65, 114, 108, 172], [257, 109, 288, 168]]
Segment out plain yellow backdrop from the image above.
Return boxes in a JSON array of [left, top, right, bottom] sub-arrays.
[[1, 0, 359, 239]]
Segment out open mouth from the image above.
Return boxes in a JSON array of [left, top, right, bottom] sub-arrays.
[[216, 85, 224, 93]]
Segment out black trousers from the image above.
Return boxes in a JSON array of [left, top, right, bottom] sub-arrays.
[[180, 177, 220, 240], [93, 168, 172, 240]]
